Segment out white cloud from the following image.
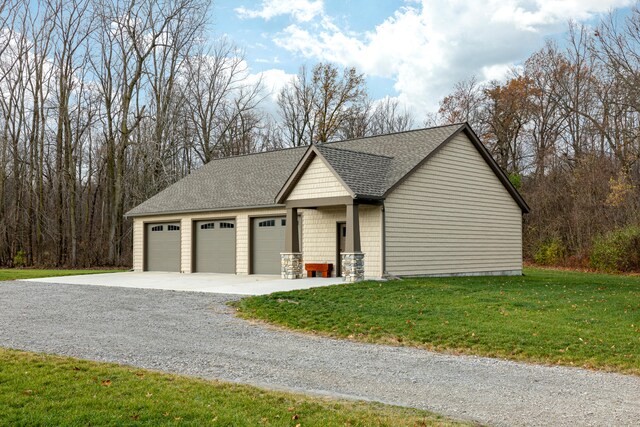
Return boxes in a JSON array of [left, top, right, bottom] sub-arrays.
[[482, 63, 516, 82], [270, 0, 633, 117], [255, 56, 282, 64], [253, 68, 294, 100], [245, 67, 296, 117], [490, 0, 633, 31], [236, 0, 324, 23]]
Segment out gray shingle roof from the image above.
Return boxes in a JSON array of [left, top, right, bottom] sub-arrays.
[[329, 123, 464, 190], [126, 147, 306, 216], [126, 124, 465, 217], [314, 145, 392, 198]]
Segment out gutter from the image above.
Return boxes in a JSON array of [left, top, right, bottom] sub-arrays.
[[124, 204, 286, 219]]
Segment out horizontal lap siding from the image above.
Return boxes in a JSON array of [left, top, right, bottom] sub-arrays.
[[360, 205, 383, 278], [132, 207, 286, 274], [288, 156, 350, 200], [385, 133, 523, 276]]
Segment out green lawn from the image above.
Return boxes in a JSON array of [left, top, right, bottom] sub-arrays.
[[234, 268, 640, 375], [0, 349, 464, 426], [0, 269, 123, 281]]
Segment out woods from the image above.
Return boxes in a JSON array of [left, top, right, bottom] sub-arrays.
[[1, 1, 639, 270], [0, 0, 413, 267]]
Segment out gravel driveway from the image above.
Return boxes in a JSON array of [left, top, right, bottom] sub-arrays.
[[1, 281, 638, 426]]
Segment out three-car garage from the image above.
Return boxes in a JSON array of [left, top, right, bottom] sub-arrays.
[[143, 216, 293, 274]]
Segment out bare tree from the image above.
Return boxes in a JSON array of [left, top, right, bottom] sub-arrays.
[[552, 22, 598, 160], [145, 0, 210, 191], [277, 62, 367, 145], [92, 0, 210, 264], [592, 7, 640, 170], [436, 76, 485, 133], [277, 65, 317, 147], [368, 97, 414, 136], [312, 63, 366, 143], [48, 0, 95, 266], [522, 43, 566, 177], [183, 39, 263, 163]]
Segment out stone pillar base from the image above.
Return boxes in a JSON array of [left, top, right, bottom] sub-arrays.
[[281, 252, 303, 279], [341, 252, 365, 283]]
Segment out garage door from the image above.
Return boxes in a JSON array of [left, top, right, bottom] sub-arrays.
[[252, 217, 301, 274], [145, 223, 181, 272], [194, 220, 236, 273]]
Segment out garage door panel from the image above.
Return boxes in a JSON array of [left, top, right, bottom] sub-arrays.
[[252, 218, 284, 275], [251, 217, 300, 275], [145, 223, 181, 272], [195, 220, 236, 273]]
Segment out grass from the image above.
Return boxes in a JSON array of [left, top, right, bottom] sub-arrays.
[[0, 269, 123, 281], [0, 348, 465, 426], [234, 268, 640, 375]]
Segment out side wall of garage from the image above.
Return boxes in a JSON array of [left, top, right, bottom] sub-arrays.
[[384, 132, 523, 276]]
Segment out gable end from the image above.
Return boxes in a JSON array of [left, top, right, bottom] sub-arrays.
[[276, 145, 355, 203], [383, 124, 529, 213]]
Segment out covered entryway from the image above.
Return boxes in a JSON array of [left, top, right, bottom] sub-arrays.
[[251, 217, 286, 274], [194, 220, 236, 273], [145, 222, 181, 272]]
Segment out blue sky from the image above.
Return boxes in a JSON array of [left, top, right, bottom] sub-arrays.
[[210, 0, 634, 118]]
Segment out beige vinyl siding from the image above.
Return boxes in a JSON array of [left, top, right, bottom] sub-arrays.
[[301, 205, 382, 279], [133, 218, 144, 271], [360, 205, 383, 279], [288, 155, 350, 200], [132, 207, 286, 274], [384, 132, 523, 276]]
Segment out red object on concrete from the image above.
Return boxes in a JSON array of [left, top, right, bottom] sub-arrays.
[[305, 263, 333, 278]]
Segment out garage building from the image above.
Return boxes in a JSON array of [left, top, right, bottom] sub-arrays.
[[125, 124, 529, 281]]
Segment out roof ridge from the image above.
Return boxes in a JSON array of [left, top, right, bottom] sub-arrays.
[[195, 144, 306, 165], [315, 144, 394, 159], [194, 123, 466, 166], [323, 123, 466, 146]]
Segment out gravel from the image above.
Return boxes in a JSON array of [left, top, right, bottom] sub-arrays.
[[0, 281, 638, 426]]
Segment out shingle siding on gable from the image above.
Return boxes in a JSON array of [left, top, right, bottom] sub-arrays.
[[288, 155, 350, 200], [384, 132, 523, 276], [301, 205, 382, 278]]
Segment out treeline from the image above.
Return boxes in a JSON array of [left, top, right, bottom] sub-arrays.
[[2, 0, 639, 270], [0, 0, 414, 267], [431, 7, 640, 270]]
